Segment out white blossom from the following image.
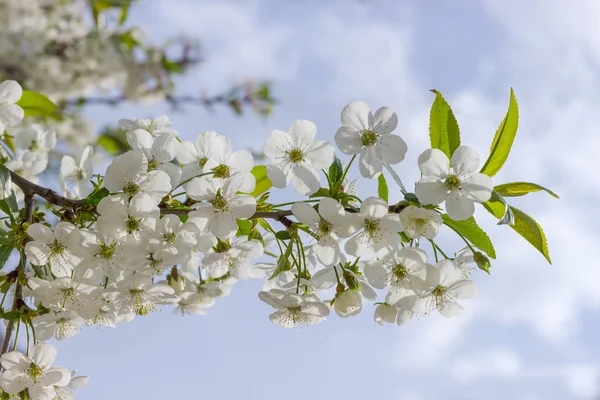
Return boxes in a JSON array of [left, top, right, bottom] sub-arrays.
[[335, 101, 407, 179], [264, 119, 335, 195], [415, 146, 493, 221]]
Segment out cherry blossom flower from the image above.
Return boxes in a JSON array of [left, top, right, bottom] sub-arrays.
[[264, 119, 335, 195], [0, 80, 24, 133], [0, 343, 71, 400], [292, 197, 358, 266], [25, 222, 81, 278], [187, 173, 256, 239], [415, 146, 493, 221], [258, 289, 330, 328], [335, 101, 407, 179], [60, 145, 94, 199], [399, 205, 443, 239], [345, 196, 403, 258]]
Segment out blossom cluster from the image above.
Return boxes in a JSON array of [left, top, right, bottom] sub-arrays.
[[0, 78, 533, 400]]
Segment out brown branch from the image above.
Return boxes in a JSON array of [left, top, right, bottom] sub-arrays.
[[9, 170, 83, 209], [7, 170, 406, 222], [0, 190, 34, 359]]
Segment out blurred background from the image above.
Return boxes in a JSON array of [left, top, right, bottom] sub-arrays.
[[2, 0, 599, 399]]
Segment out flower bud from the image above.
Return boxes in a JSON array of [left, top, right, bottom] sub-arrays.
[[474, 251, 491, 274], [343, 270, 361, 291]]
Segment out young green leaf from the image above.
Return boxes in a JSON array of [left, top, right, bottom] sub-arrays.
[[484, 191, 514, 225], [510, 207, 551, 264], [328, 156, 344, 186], [377, 173, 388, 202], [480, 88, 519, 177], [16, 90, 57, 117], [248, 165, 272, 198], [83, 187, 110, 206], [429, 90, 461, 158], [494, 182, 559, 199], [0, 244, 13, 270], [441, 214, 496, 259]]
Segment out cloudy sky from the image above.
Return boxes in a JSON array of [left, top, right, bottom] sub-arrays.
[[54, 0, 600, 399]]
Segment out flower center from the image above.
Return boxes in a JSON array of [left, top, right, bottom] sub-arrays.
[[25, 362, 44, 382], [129, 289, 155, 316], [199, 157, 208, 169], [287, 306, 303, 323], [163, 232, 177, 245], [147, 159, 160, 171], [318, 218, 332, 236], [123, 182, 140, 197], [444, 175, 461, 191], [125, 217, 141, 233], [96, 242, 116, 259], [432, 285, 448, 298], [392, 264, 408, 280], [286, 148, 304, 164], [49, 240, 65, 256], [361, 129, 378, 146], [364, 219, 380, 236], [212, 164, 231, 179], [210, 194, 228, 212]]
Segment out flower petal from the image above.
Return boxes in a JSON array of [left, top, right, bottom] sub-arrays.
[[334, 126, 362, 155], [289, 119, 317, 150], [290, 166, 320, 196], [418, 149, 450, 180], [445, 191, 475, 221], [462, 173, 493, 202], [341, 101, 370, 131], [415, 179, 447, 205], [451, 146, 480, 180]]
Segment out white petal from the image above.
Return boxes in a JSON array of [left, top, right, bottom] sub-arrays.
[[289, 119, 317, 150], [360, 196, 388, 219], [266, 164, 290, 189], [462, 173, 494, 203], [378, 134, 407, 164], [126, 129, 153, 153], [334, 126, 362, 155], [372, 106, 398, 135], [415, 179, 447, 205], [451, 146, 480, 180], [445, 191, 475, 221], [186, 176, 216, 201], [0, 80, 22, 103], [340, 101, 370, 131], [359, 146, 383, 179], [60, 156, 78, 178], [0, 351, 29, 370], [418, 148, 450, 180], [291, 166, 320, 196], [27, 224, 54, 244], [229, 194, 257, 219], [151, 133, 178, 162], [449, 280, 478, 300], [305, 140, 334, 169], [230, 149, 254, 173], [292, 202, 320, 227], [263, 130, 292, 159], [31, 343, 57, 367], [176, 141, 198, 164], [363, 261, 389, 289], [318, 197, 344, 224], [314, 236, 339, 266], [438, 301, 465, 318], [0, 104, 24, 127]]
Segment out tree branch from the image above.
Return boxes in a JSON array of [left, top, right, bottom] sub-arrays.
[[6, 170, 406, 222]]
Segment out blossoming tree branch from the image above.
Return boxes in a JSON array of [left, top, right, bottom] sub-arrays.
[[0, 78, 557, 399]]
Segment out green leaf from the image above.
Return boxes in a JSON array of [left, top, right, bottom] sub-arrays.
[[2, 310, 20, 321], [377, 174, 388, 203], [83, 187, 110, 206], [309, 188, 331, 198], [248, 166, 272, 198], [0, 244, 13, 270], [511, 207, 551, 263], [118, 30, 140, 51], [16, 91, 57, 117], [494, 182, 559, 199], [480, 88, 519, 177], [441, 214, 496, 259], [275, 231, 292, 241], [97, 133, 128, 156], [119, 2, 130, 24], [236, 220, 252, 236], [328, 156, 344, 186], [429, 90, 461, 158], [484, 191, 514, 225]]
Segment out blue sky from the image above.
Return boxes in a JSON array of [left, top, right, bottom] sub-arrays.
[[53, 1, 600, 399]]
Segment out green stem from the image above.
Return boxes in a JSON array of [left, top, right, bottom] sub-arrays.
[[12, 321, 20, 352], [430, 239, 439, 263], [272, 199, 318, 209], [339, 154, 357, 189], [333, 265, 342, 285], [29, 321, 36, 346], [431, 240, 450, 260], [24, 322, 30, 356], [171, 171, 216, 191]]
